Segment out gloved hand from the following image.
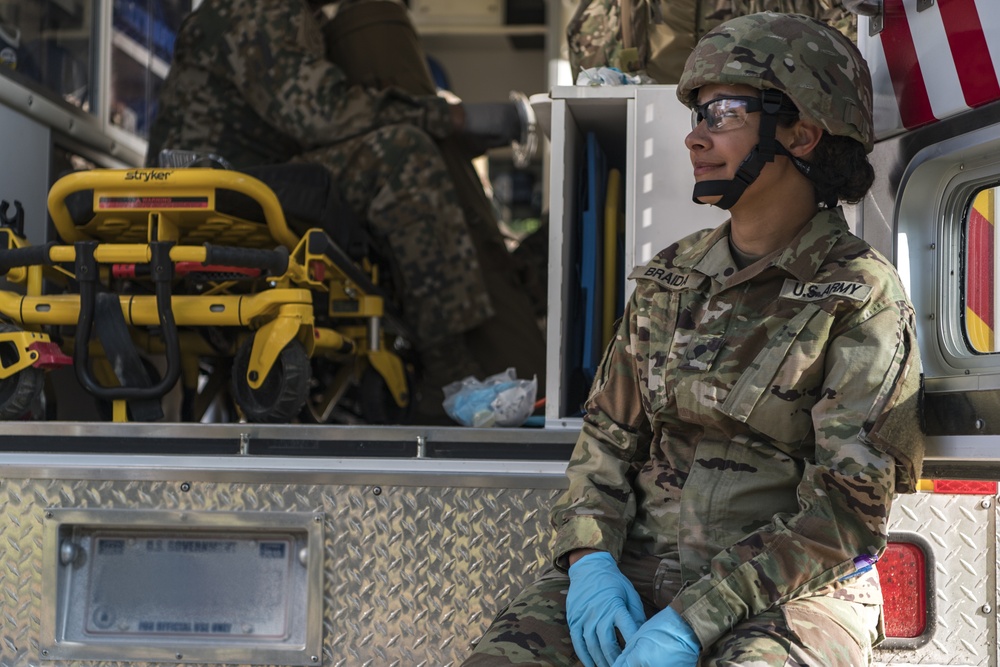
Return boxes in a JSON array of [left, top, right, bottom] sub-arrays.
[[566, 551, 646, 667], [612, 606, 700, 667]]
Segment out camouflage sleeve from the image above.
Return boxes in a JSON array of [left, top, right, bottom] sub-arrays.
[[550, 296, 654, 570], [220, 2, 453, 147], [671, 302, 921, 649]]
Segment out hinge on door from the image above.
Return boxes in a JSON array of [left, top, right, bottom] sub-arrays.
[[844, 0, 884, 36]]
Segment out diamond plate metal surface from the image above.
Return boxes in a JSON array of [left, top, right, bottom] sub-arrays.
[[0, 477, 562, 667], [875, 492, 995, 666], [2, 476, 995, 667]]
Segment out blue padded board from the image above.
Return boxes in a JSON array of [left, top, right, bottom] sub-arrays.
[[576, 132, 607, 387]]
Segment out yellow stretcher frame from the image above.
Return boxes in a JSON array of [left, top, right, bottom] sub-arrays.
[[0, 167, 409, 422]]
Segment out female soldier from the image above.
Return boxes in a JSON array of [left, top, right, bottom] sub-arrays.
[[463, 11, 924, 667]]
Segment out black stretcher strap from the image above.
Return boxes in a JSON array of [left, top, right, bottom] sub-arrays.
[[93, 292, 164, 421]]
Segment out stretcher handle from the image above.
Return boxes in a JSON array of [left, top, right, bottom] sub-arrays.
[[204, 244, 289, 276], [74, 241, 182, 401], [0, 243, 55, 276], [47, 169, 300, 249]]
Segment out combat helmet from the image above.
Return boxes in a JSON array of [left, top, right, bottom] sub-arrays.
[[676, 12, 874, 209]]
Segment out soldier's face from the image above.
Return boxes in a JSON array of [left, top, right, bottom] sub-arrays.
[[686, 83, 767, 206]]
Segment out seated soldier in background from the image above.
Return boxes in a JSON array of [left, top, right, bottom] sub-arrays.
[[145, 0, 546, 423], [566, 0, 856, 86]]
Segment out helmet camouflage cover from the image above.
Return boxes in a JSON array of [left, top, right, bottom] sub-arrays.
[[677, 12, 874, 153]]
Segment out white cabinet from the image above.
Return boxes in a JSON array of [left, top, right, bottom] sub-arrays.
[[541, 85, 728, 426]]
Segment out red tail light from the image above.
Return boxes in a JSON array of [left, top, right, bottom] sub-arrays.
[[877, 541, 928, 638]]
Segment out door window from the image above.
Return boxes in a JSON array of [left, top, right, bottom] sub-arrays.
[[964, 184, 998, 353]]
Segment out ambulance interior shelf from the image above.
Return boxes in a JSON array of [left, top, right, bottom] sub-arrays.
[[109, 0, 195, 138], [0, 0, 194, 141], [0, 0, 90, 110]]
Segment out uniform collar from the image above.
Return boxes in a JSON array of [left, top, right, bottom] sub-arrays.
[[675, 208, 850, 285]]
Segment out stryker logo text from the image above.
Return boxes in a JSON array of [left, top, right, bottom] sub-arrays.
[[124, 170, 173, 182]]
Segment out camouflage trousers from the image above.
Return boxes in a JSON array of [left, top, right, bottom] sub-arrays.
[[319, 0, 546, 393], [462, 551, 880, 666], [296, 124, 494, 350]]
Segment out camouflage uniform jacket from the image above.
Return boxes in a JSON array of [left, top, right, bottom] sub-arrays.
[[551, 208, 923, 649], [145, 0, 453, 168]]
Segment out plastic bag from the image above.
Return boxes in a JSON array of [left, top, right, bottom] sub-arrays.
[[575, 66, 655, 87], [442, 368, 538, 428]]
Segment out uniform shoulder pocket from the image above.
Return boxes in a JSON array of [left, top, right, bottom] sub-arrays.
[[718, 303, 831, 450]]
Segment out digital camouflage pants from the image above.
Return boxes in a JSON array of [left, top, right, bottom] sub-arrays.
[[462, 551, 880, 666], [318, 1, 547, 390]]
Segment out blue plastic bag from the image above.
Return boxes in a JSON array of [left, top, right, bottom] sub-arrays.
[[442, 368, 537, 427]]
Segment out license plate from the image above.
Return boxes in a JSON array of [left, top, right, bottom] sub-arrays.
[[85, 532, 294, 638]]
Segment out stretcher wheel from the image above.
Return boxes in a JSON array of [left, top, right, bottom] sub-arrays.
[[232, 337, 310, 423], [0, 323, 44, 419]]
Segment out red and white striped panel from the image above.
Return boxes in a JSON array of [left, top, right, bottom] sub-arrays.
[[859, 0, 1000, 141]]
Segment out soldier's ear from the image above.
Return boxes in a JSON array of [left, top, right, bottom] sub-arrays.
[[785, 120, 823, 158]]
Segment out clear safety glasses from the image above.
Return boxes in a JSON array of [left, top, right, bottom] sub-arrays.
[[690, 96, 763, 133]]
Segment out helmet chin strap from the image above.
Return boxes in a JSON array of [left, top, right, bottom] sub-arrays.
[[692, 89, 788, 210]]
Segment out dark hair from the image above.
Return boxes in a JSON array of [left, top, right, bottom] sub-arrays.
[[777, 100, 874, 208], [807, 133, 875, 207]]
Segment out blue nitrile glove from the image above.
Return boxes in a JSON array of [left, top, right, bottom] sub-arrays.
[[566, 551, 646, 667], [612, 606, 700, 667]]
